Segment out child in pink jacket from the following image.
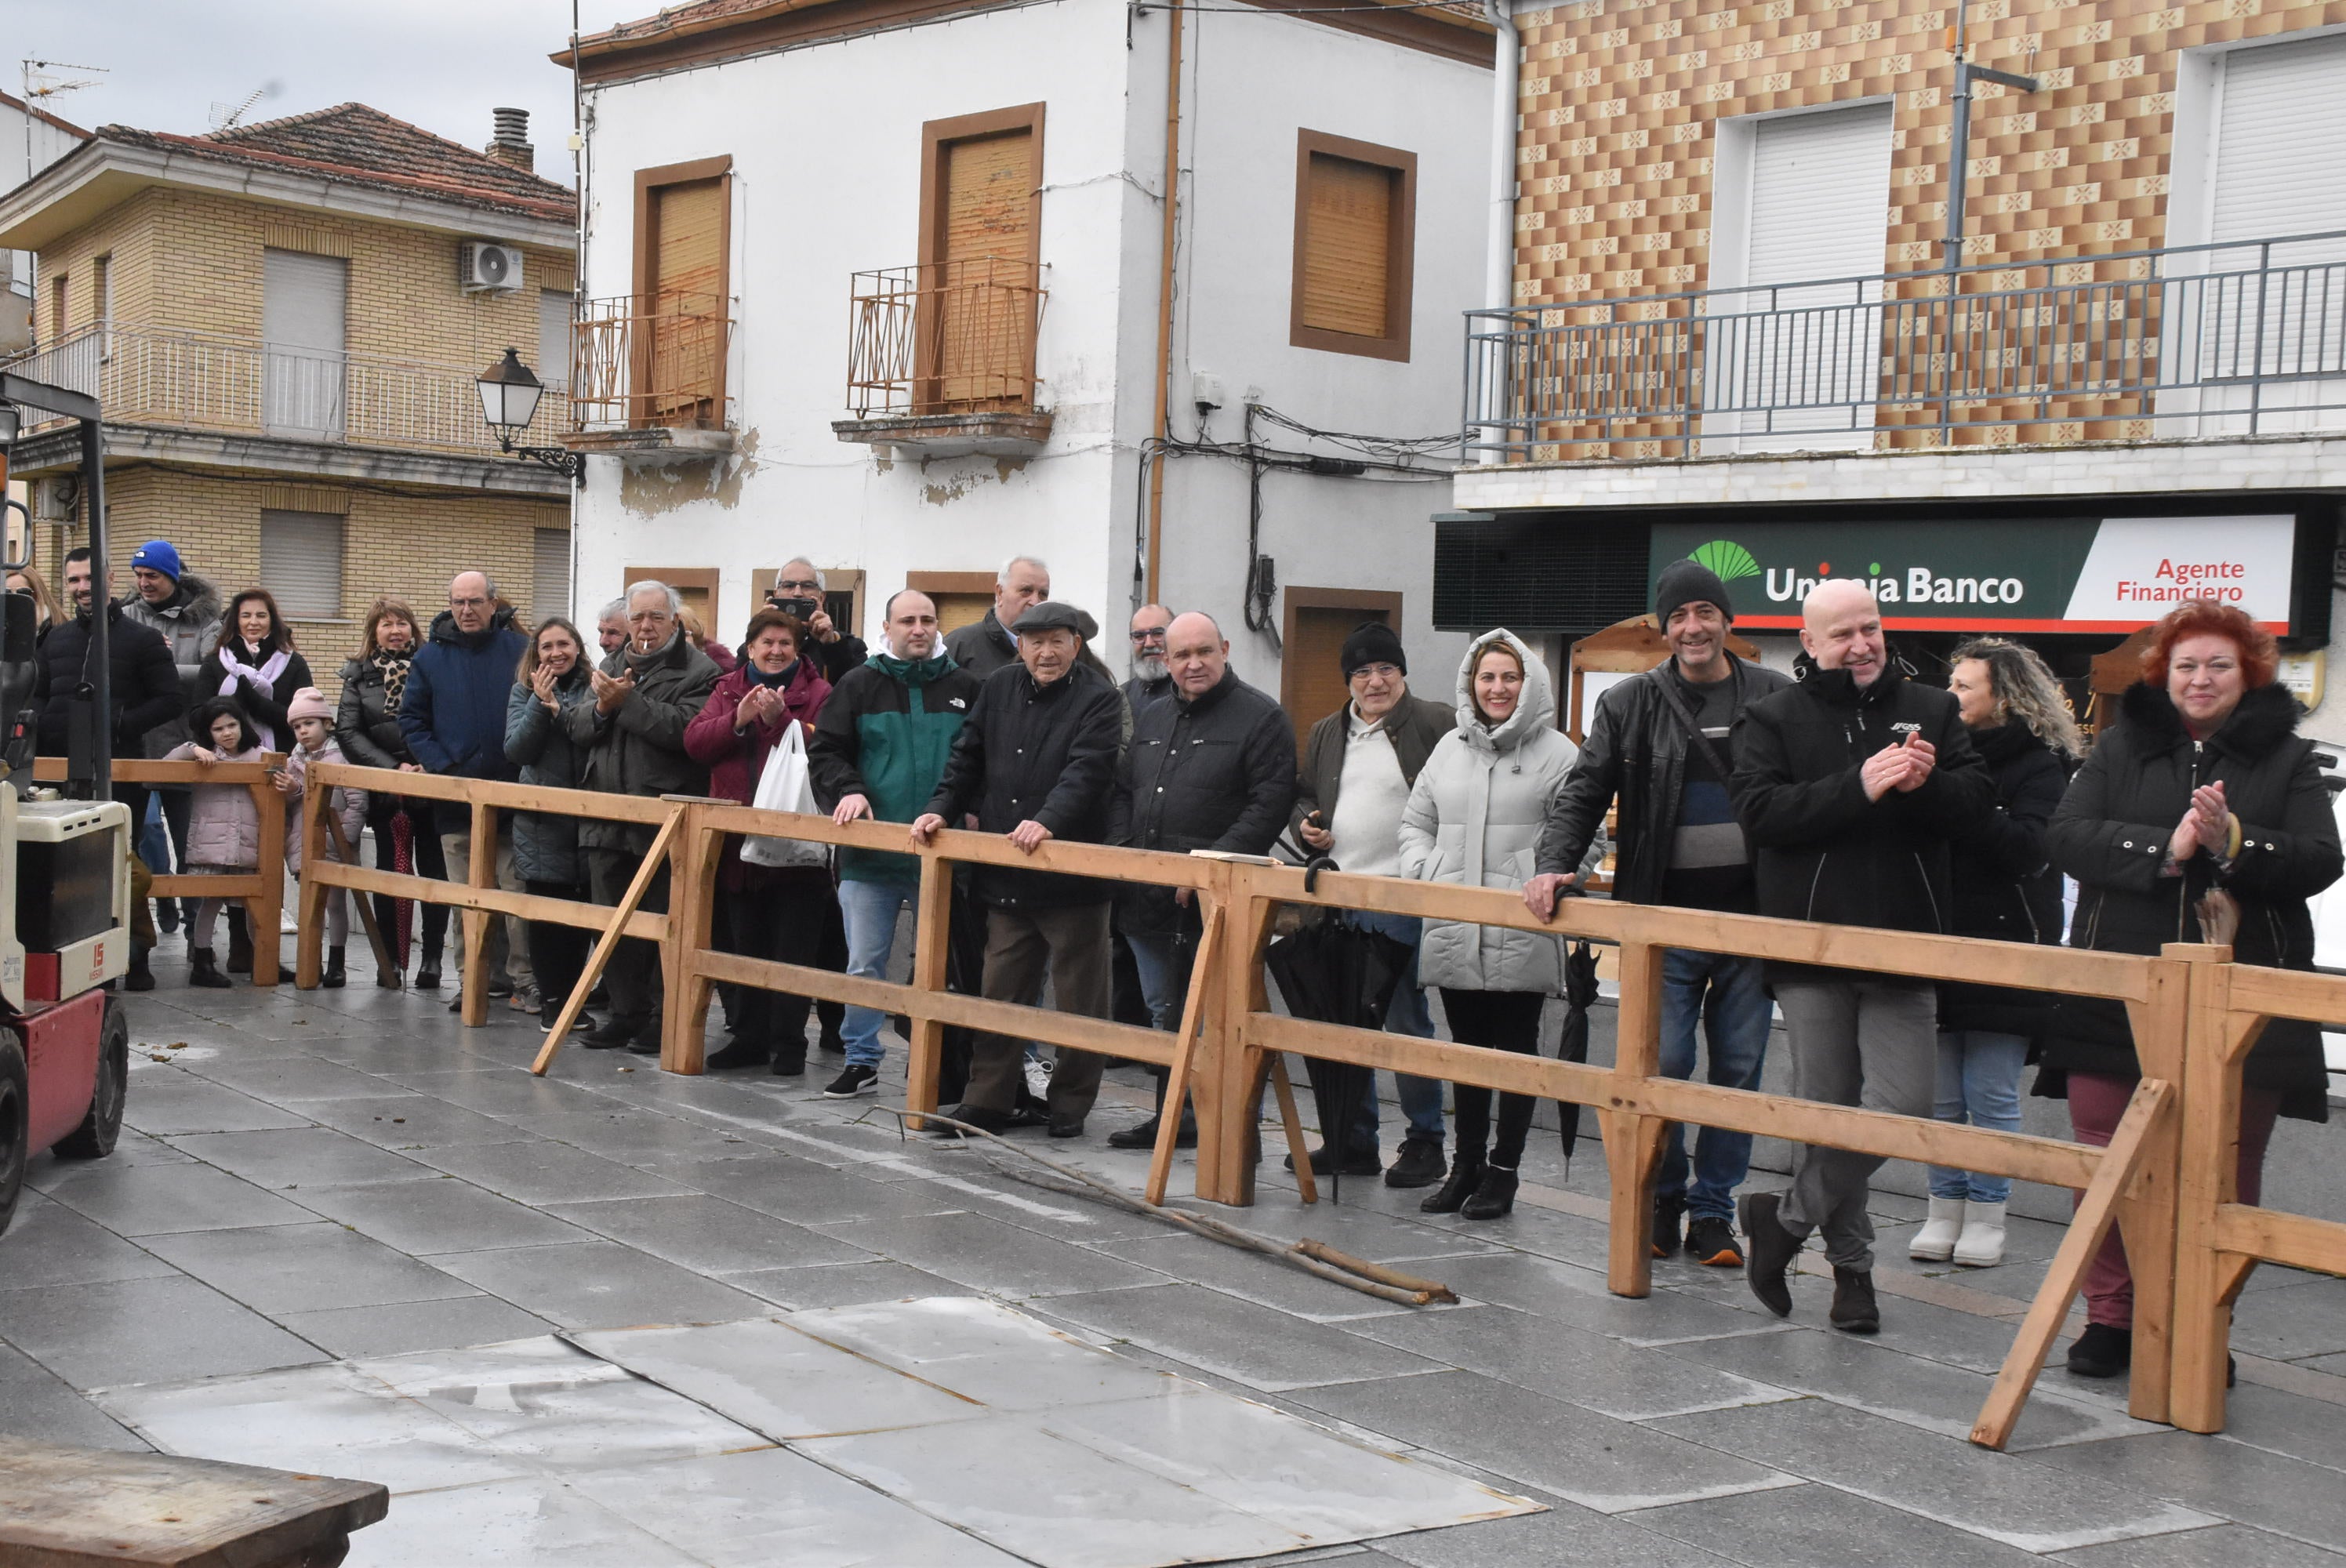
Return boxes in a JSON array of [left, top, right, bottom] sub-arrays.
[[164, 699, 269, 988], [279, 687, 369, 988]]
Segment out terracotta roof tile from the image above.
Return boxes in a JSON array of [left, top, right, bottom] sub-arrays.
[[95, 102, 575, 225]]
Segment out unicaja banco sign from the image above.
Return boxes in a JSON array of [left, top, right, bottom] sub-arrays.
[[1651, 517, 2299, 633]]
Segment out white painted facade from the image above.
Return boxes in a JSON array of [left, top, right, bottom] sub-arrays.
[[0, 91, 88, 354], [567, 0, 1487, 691]]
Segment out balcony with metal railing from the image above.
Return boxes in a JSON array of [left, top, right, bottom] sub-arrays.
[[564, 291, 737, 456], [1462, 230, 2346, 466], [5, 321, 573, 462], [833, 256, 1050, 457]]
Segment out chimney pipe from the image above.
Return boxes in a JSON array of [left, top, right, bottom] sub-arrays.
[[486, 107, 533, 172]]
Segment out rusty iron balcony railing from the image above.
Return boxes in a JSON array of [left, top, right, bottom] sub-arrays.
[[5, 322, 572, 457], [844, 257, 1044, 418], [569, 291, 735, 432], [1463, 229, 2346, 463]]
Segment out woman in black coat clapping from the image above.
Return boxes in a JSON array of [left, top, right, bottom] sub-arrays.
[[2043, 599, 2341, 1380]]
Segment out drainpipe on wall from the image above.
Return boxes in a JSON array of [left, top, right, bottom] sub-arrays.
[[1142, 0, 1184, 609], [1480, 0, 1521, 465]]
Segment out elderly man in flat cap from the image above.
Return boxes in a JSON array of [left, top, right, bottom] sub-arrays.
[[913, 601, 1125, 1138]]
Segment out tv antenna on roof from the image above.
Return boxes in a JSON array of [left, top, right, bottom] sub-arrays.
[[209, 87, 268, 132], [20, 58, 107, 181]]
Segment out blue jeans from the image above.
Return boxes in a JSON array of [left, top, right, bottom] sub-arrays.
[[1127, 928, 1189, 1029], [1657, 948, 1772, 1221], [1930, 1029, 2028, 1203], [1342, 912, 1446, 1145], [839, 877, 913, 1069]]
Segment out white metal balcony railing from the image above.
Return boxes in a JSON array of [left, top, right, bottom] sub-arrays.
[[1463, 229, 2346, 463], [5, 322, 572, 458]]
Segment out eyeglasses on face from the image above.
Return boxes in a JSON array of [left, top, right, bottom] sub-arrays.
[[450, 597, 491, 610], [1349, 663, 1400, 681], [776, 579, 821, 593]]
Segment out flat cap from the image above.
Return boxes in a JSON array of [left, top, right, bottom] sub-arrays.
[[1013, 600, 1096, 639]]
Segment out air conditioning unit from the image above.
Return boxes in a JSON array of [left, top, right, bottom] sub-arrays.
[[459, 241, 525, 293], [37, 477, 78, 522]]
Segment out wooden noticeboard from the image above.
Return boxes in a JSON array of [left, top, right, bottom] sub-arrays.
[[1565, 615, 1763, 744]]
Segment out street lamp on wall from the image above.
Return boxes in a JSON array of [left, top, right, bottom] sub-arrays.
[[476, 347, 583, 482]]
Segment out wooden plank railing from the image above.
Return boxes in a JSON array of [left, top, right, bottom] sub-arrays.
[[263, 764, 2343, 1449], [33, 757, 289, 985]]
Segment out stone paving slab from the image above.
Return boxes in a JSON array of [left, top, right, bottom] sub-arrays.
[[4, 946, 2346, 1566]]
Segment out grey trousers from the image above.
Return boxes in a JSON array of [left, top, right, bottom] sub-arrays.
[[967, 902, 1113, 1120], [1771, 976, 1937, 1272], [441, 828, 535, 989]]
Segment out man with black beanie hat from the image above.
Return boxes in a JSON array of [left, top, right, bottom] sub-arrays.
[[1287, 619, 1457, 1187], [1525, 553, 1790, 1269]]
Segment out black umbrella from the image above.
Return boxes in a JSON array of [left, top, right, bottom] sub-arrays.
[[1264, 906, 1413, 1203], [1552, 940, 1600, 1169]]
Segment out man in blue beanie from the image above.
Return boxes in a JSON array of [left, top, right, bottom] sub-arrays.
[[122, 536, 223, 935]]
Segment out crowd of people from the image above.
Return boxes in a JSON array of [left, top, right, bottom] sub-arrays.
[[14, 534, 2333, 1389]]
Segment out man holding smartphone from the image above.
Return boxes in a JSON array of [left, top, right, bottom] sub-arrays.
[[766, 557, 867, 684]]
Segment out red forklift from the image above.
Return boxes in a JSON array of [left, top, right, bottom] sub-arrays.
[[0, 368, 133, 1236]]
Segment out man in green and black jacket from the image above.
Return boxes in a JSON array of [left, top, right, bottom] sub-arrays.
[[808, 588, 983, 1099]]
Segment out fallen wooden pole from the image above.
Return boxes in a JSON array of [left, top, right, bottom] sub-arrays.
[[873, 1107, 1454, 1307], [532, 811, 682, 1076]]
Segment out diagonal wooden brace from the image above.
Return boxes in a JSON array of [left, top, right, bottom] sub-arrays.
[[530, 810, 682, 1076]]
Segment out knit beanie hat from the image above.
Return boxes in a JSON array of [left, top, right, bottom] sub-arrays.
[[129, 539, 183, 581], [1655, 558, 1734, 625], [1339, 622, 1407, 679], [286, 687, 334, 727]]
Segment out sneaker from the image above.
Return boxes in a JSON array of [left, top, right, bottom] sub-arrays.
[[1383, 1136, 1447, 1189], [1685, 1215, 1743, 1269], [509, 983, 543, 1014], [1022, 1056, 1054, 1100], [1653, 1196, 1686, 1259], [1738, 1192, 1799, 1319], [824, 1064, 879, 1098], [487, 977, 514, 999], [1828, 1265, 1879, 1334], [2066, 1323, 2133, 1378]]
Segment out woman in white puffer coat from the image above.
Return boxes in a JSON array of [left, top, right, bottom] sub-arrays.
[[1400, 628, 1580, 1221]]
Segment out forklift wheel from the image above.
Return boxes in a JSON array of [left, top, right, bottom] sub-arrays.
[[54, 999, 129, 1161], [0, 1029, 26, 1237]]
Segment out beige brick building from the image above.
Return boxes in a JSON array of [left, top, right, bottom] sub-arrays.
[[0, 103, 579, 693], [1451, 2, 2346, 736]]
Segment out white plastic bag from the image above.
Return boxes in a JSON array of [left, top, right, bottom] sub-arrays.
[[739, 722, 830, 869]]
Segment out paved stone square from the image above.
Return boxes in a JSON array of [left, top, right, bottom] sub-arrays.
[[6, 935, 2346, 1566]]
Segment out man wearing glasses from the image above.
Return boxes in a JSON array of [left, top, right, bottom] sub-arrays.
[[1123, 604, 1174, 717], [1288, 622, 1456, 1187], [765, 558, 869, 684]]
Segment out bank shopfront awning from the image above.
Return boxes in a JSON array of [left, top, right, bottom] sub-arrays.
[[1434, 500, 2337, 644]]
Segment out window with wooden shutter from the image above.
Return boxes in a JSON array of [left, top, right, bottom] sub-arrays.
[[259, 510, 345, 620], [630, 155, 732, 429], [1291, 131, 1416, 362], [532, 528, 571, 626], [916, 105, 1044, 413]]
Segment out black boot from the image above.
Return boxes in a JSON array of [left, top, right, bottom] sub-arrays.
[[226, 909, 254, 975], [1829, 1265, 1880, 1334], [1461, 1160, 1519, 1221], [127, 942, 156, 993], [323, 946, 347, 989], [703, 1036, 771, 1071], [189, 949, 231, 989], [1420, 1148, 1486, 1214], [2066, 1323, 2132, 1378]]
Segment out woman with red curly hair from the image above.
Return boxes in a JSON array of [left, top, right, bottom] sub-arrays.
[[2043, 598, 2341, 1380]]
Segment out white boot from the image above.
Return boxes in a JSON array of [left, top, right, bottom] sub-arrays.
[[1910, 1196, 1964, 1261], [1953, 1200, 2007, 1267]]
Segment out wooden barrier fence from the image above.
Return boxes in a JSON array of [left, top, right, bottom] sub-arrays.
[[266, 765, 2341, 1447], [34, 756, 288, 985]]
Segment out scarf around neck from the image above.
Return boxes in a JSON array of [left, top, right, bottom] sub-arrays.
[[371, 646, 412, 713], [218, 641, 292, 698]]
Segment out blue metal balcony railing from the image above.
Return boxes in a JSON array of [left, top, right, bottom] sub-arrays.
[[1462, 229, 2346, 463]]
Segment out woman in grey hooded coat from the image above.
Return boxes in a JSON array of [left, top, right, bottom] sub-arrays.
[[1400, 628, 1582, 1220]]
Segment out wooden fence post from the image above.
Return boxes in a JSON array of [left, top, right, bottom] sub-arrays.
[[2170, 942, 2256, 1434], [2115, 952, 2192, 1426], [1195, 862, 1269, 1207], [293, 772, 328, 989], [248, 762, 286, 986], [659, 802, 724, 1075], [460, 802, 496, 1027], [1603, 936, 1669, 1298], [903, 848, 954, 1131]]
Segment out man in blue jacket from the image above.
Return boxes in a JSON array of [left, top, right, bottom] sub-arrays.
[[401, 570, 535, 1011]]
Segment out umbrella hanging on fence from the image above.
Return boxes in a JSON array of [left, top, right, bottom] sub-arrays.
[[1552, 940, 1600, 1169], [1263, 907, 1413, 1203]]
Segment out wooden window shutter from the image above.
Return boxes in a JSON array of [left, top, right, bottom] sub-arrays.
[[259, 510, 345, 620], [942, 130, 1033, 267], [917, 108, 1043, 413], [634, 159, 732, 427], [1300, 153, 1394, 338], [650, 178, 724, 303], [532, 528, 571, 625]]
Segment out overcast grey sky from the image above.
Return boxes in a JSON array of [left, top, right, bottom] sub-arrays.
[[17, 1, 654, 186]]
